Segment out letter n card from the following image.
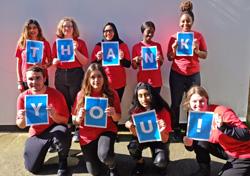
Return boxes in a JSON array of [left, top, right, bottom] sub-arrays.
[[84, 97, 108, 128], [132, 110, 161, 143], [141, 46, 158, 70], [177, 32, 194, 56], [25, 94, 48, 126], [26, 40, 44, 64], [102, 42, 119, 66], [187, 111, 214, 141], [56, 39, 75, 62]]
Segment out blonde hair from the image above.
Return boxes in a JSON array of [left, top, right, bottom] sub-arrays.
[[183, 85, 209, 110], [56, 17, 80, 39]]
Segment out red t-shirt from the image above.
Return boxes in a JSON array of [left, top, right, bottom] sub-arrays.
[[16, 87, 69, 137], [15, 40, 52, 82], [91, 43, 130, 89], [132, 41, 163, 88], [72, 89, 121, 145], [208, 105, 250, 159], [131, 108, 172, 134], [167, 31, 207, 75], [52, 38, 89, 69]]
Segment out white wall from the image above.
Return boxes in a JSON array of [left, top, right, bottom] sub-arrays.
[[0, 0, 249, 125]]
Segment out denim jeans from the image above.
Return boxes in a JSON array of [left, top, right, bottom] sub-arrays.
[[169, 69, 201, 130]]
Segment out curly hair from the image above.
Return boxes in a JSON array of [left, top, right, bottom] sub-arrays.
[[180, 0, 194, 22]]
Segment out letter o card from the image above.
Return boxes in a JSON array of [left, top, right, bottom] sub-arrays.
[[132, 110, 161, 143], [187, 111, 214, 141], [84, 97, 108, 128], [26, 40, 44, 64], [176, 32, 194, 56], [56, 39, 75, 62], [25, 95, 48, 126], [102, 42, 119, 66]]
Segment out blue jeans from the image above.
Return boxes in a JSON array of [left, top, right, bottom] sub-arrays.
[[169, 69, 201, 130]]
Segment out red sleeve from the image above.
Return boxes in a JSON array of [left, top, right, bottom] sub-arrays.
[[113, 90, 121, 114], [71, 91, 82, 116], [53, 90, 69, 118], [43, 40, 52, 65], [198, 33, 207, 52], [132, 43, 140, 58], [156, 43, 163, 56], [16, 93, 25, 119], [120, 43, 130, 61], [159, 108, 172, 133], [167, 35, 176, 55], [78, 39, 89, 58], [91, 45, 101, 62], [52, 41, 57, 59]]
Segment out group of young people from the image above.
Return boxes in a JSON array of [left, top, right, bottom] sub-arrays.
[[15, 0, 250, 176]]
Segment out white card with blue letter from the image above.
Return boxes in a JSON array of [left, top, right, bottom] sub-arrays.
[[187, 111, 214, 141], [176, 32, 194, 56], [141, 46, 158, 70], [26, 40, 44, 64], [102, 42, 120, 66], [84, 97, 108, 128], [132, 110, 161, 143], [56, 39, 75, 62], [25, 95, 48, 126]]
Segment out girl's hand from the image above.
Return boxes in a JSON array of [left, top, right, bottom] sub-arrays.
[[172, 40, 178, 52], [96, 51, 103, 61], [52, 58, 60, 65], [76, 107, 85, 123], [17, 109, 26, 119], [193, 39, 200, 54], [125, 120, 134, 129], [183, 136, 193, 146], [214, 113, 223, 128], [158, 119, 166, 132], [132, 56, 141, 65], [16, 109, 26, 129], [119, 49, 124, 60], [105, 107, 116, 117]]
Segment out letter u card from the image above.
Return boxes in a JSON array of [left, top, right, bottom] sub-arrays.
[[25, 94, 48, 126], [132, 110, 161, 143]]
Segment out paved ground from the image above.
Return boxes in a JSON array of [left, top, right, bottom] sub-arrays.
[[0, 132, 225, 176]]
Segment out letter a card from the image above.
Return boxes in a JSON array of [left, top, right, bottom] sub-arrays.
[[141, 46, 158, 70], [132, 110, 161, 143], [187, 111, 214, 141], [25, 94, 48, 126], [84, 97, 108, 128], [177, 32, 194, 56], [26, 40, 44, 64], [102, 41, 119, 66], [56, 39, 75, 62]]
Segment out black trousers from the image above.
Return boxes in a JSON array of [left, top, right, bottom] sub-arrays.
[[81, 131, 117, 176], [127, 136, 170, 169], [24, 125, 71, 174], [193, 140, 250, 176]]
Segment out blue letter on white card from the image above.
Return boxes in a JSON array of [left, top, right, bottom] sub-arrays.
[[133, 110, 161, 143], [142, 46, 158, 70], [26, 40, 44, 64], [102, 42, 119, 66], [25, 95, 48, 126], [56, 39, 75, 62], [177, 32, 194, 56], [85, 97, 108, 128], [187, 111, 214, 141]]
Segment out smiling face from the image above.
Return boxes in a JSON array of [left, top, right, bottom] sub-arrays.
[[143, 27, 155, 43], [103, 25, 114, 41], [62, 20, 73, 38], [89, 70, 104, 92], [179, 14, 193, 32], [28, 23, 39, 40], [189, 93, 208, 112], [26, 70, 46, 93], [137, 88, 151, 109]]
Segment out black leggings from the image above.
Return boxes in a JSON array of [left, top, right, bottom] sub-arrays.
[[81, 131, 117, 176], [127, 137, 170, 169], [24, 125, 71, 174], [193, 141, 250, 176]]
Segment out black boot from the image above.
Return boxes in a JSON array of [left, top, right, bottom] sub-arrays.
[[192, 163, 210, 176], [57, 157, 68, 176]]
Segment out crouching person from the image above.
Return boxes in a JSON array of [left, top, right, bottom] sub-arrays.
[[16, 66, 71, 176]]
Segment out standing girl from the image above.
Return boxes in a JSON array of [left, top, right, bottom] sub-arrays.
[[91, 22, 131, 101], [183, 85, 250, 176], [16, 19, 52, 92], [125, 82, 172, 176], [132, 21, 164, 94], [52, 17, 89, 142], [72, 63, 121, 176], [167, 0, 208, 140]]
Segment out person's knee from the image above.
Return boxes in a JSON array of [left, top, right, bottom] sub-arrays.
[[98, 151, 115, 166], [24, 160, 40, 174], [153, 152, 168, 168]]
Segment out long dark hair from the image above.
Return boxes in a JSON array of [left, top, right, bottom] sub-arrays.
[[129, 82, 171, 114]]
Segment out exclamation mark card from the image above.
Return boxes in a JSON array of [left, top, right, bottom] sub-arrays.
[[187, 111, 214, 141]]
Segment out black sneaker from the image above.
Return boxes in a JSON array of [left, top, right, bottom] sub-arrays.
[[131, 162, 144, 176], [57, 158, 68, 176]]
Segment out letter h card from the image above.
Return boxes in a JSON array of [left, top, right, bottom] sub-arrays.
[[25, 94, 48, 126], [84, 97, 108, 128], [187, 111, 214, 141], [56, 39, 75, 62], [132, 110, 161, 143]]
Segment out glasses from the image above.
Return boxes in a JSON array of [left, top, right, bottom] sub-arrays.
[[103, 29, 114, 33]]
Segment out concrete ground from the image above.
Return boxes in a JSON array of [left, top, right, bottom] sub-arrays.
[[0, 132, 225, 176]]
